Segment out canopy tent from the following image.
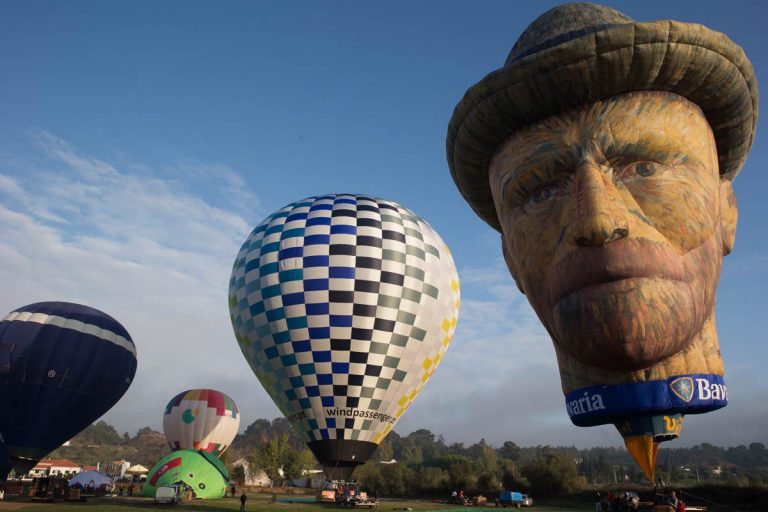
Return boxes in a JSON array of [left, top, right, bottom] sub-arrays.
[[126, 464, 149, 480], [68, 471, 114, 491]]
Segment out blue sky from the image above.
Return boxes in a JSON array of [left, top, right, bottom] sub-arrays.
[[1, 1, 766, 448]]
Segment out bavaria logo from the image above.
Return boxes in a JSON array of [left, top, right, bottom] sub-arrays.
[[670, 377, 694, 403]]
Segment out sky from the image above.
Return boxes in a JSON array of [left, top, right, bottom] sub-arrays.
[[1, 0, 766, 450]]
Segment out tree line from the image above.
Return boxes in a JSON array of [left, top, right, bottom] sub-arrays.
[[52, 418, 768, 496]]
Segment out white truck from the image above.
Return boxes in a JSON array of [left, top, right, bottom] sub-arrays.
[[154, 485, 181, 505]]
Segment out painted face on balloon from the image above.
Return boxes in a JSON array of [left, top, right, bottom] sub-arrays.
[[489, 92, 737, 371]]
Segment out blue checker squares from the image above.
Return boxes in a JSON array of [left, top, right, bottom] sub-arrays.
[[292, 341, 312, 352], [285, 389, 297, 400], [304, 255, 330, 267], [304, 279, 329, 291], [332, 362, 349, 374], [308, 327, 330, 338], [279, 247, 303, 259], [306, 216, 331, 226], [280, 269, 303, 282], [331, 224, 357, 235], [266, 308, 286, 322], [310, 202, 333, 211], [282, 292, 305, 306], [265, 346, 279, 359], [321, 396, 335, 407], [260, 262, 279, 275], [299, 398, 311, 409], [308, 419, 319, 430], [306, 303, 329, 315], [320, 429, 330, 440], [305, 234, 331, 245], [330, 267, 356, 279], [286, 212, 308, 222], [244, 259, 260, 273], [312, 351, 332, 363], [262, 284, 282, 298], [306, 386, 320, 397], [325, 418, 337, 428], [330, 315, 353, 327], [273, 331, 291, 344], [248, 302, 265, 316], [317, 374, 333, 385], [281, 354, 297, 366], [299, 363, 316, 375], [286, 316, 308, 329], [290, 376, 304, 388], [262, 241, 280, 253], [335, 197, 356, 205]]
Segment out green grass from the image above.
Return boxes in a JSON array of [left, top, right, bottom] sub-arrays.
[[0, 494, 593, 512]]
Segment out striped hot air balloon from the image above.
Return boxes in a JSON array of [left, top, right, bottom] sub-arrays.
[[0, 302, 137, 480], [229, 194, 460, 480], [162, 389, 239, 457]]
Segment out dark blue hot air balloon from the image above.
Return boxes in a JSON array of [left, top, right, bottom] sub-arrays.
[[0, 302, 137, 480]]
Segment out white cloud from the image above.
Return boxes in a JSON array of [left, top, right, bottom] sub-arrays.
[[0, 132, 282, 436]]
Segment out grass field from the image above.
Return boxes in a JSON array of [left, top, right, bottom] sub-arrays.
[[0, 494, 593, 512]]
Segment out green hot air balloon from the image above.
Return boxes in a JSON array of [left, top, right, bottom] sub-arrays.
[[142, 450, 228, 499]]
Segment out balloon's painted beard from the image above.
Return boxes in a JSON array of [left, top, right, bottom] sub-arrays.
[[519, 236, 722, 372], [550, 277, 697, 371]]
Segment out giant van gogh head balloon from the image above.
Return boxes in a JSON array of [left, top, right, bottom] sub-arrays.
[[229, 194, 459, 480], [163, 389, 239, 457], [446, 2, 757, 480], [0, 302, 137, 480]]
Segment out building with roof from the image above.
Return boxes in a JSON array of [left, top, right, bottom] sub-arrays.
[[28, 458, 83, 478]]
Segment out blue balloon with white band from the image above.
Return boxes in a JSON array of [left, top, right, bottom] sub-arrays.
[[0, 302, 137, 480]]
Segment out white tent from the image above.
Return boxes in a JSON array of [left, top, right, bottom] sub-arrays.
[[68, 471, 114, 491], [126, 464, 149, 481]]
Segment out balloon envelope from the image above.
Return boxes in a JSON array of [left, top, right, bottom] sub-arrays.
[[142, 449, 229, 499], [163, 389, 239, 457], [0, 302, 137, 479], [229, 194, 460, 479]]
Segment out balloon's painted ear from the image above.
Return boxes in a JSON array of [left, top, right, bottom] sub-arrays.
[[501, 236, 525, 295], [720, 179, 738, 256]]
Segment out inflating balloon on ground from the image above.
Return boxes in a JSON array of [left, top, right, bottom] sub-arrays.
[[142, 449, 229, 499], [229, 194, 460, 480]]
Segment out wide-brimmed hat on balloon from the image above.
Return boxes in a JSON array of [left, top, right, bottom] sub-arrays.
[[446, 2, 758, 231]]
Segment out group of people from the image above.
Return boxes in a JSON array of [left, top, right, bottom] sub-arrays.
[[596, 491, 638, 512], [450, 490, 468, 505], [116, 484, 134, 496], [656, 488, 686, 512]]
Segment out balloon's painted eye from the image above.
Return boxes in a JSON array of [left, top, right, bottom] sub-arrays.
[[620, 161, 661, 180], [523, 185, 558, 213]]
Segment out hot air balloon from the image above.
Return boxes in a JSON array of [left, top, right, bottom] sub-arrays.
[[229, 194, 460, 480], [163, 389, 239, 457], [445, 2, 757, 481], [142, 449, 229, 499], [0, 302, 137, 480]]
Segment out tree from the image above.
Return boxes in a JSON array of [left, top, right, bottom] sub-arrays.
[[522, 450, 582, 496], [249, 433, 290, 486], [498, 441, 521, 462], [283, 448, 317, 482]]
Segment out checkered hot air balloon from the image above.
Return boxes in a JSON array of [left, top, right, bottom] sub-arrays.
[[228, 194, 460, 480], [163, 389, 239, 457]]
